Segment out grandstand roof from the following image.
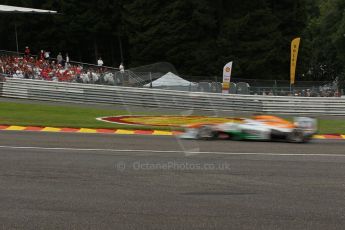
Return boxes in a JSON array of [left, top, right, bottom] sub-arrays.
[[0, 5, 57, 14]]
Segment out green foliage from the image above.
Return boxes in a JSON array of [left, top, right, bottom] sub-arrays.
[[305, 0, 345, 80], [0, 0, 344, 81], [123, 0, 218, 76], [216, 1, 283, 79]]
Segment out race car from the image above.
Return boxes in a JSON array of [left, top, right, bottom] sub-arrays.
[[179, 115, 317, 143]]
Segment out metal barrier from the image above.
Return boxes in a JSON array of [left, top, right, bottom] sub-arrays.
[[2, 50, 342, 95], [1, 78, 345, 115]]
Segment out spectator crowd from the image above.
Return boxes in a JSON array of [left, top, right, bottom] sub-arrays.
[[0, 47, 122, 85]]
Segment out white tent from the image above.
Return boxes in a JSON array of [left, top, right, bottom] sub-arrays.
[[0, 5, 57, 14], [144, 72, 196, 87]]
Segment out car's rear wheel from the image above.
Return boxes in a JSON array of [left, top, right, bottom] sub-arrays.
[[197, 126, 216, 140], [288, 129, 305, 143]]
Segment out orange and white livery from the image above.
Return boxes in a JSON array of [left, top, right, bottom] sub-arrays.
[[180, 115, 318, 143]]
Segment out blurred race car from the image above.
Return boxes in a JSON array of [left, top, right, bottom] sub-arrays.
[[179, 115, 317, 143]]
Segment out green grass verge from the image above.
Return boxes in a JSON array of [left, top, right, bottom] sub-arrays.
[[0, 101, 175, 131], [318, 120, 345, 135], [0, 101, 344, 134]]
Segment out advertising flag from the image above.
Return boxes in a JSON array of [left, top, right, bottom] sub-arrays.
[[290, 38, 301, 85], [222, 62, 233, 93]]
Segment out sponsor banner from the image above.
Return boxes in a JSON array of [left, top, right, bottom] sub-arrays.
[[222, 61, 233, 93], [290, 38, 301, 85]]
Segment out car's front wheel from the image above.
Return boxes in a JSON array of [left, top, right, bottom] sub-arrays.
[[197, 126, 217, 140], [288, 129, 306, 143]]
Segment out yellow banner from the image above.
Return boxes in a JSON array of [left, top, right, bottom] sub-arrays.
[[290, 38, 301, 85]]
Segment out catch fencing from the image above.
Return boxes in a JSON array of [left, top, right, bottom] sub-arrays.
[[2, 50, 342, 96], [1, 78, 345, 116]]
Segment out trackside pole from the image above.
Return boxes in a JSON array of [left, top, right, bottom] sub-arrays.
[[15, 23, 19, 54], [290, 84, 294, 95], [149, 72, 152, 88]]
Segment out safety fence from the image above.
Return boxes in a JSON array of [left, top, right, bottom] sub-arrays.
[[2, 50, 342, 96], [1, 78, 345, 116], [183, 76, 340, 96]]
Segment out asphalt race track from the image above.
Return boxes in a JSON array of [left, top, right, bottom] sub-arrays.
[[1, 131, 345, 229]]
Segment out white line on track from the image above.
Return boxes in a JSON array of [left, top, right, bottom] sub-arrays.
[[0, 145, 344, 157]]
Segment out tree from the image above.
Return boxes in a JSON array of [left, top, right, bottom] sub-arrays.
[[216, 0, 285, 79], [122, 0, 218, 76], [305, 0, 345, 80], [2, 0, 341, 82]]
